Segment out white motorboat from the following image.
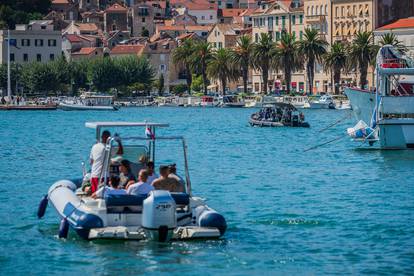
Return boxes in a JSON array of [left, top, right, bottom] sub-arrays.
[[346, 45, 414, 149], [157, 96, 179, 107], [200, 95, 219, 107], [244, 95, 281, 108], [283, 95, 309, 109], [37, 122, 227, 241], [220, 95, 245, 108], [308, 95, 336, 109], [58, 92, 118, 111]]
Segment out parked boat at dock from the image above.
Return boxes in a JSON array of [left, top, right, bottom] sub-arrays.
[[346, 45, 414, 149], [220, 95, 245, 108], [308, 95, 336, 109], [58, 92, 118, 111]]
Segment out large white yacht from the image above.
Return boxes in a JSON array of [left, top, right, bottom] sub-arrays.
[[346, 45, 414, 149]]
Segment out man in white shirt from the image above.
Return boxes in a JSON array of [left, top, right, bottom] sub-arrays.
[[127, 169, 154, 196], [146, 161, 158, 184], [90, 130, 123, 193], [92, 175, 126, 199]]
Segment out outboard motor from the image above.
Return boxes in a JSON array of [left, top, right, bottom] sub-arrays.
[[142, 190, 176, 242]]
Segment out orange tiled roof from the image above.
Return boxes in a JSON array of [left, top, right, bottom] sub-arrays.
[[221, 9, 245, 18], [240, 8, 255, 16], [106, 3, 128, 12], [377, 17, 414, 30], [170, 0, 217, 10], [111, 44, 145, 55], [65, 34, 82, 43], [76, 23, 99, 32], [73, 47, 98, 55]]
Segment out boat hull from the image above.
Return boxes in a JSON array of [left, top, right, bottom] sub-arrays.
[[308, 102, 335, 109], [47, 180, 227, 240], [58, 103, 118, 111], [249, 118, 310, 128], [0, 105, 57, 111]]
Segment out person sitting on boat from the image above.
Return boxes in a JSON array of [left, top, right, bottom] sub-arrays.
[[90, 130, 124, 193], [152, 165, 185, 193], [127, 169, 154, 196], [91, 175, 126, 199], [119, 159, 136, 189], [146, 161, 158, 184], [168, 164, 185, 187]]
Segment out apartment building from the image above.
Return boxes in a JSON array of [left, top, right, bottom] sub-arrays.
[[0, 21, 62, 64], [207, 23, 244, 49], [304, 0, 331, 94], [251, 0, 305, 93]]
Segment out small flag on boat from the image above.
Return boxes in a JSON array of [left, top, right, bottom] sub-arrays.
[[145, 126, 155, 139]]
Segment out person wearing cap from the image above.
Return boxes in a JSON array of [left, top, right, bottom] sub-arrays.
[[119, 159, 136, 189], [89, 130, 123, 193], [152, 165, 184, 192], [127, 169, 154, 196]]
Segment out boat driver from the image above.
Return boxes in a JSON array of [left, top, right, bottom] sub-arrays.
[[152, 165, 185, 193], [90, 130, 123, 193]]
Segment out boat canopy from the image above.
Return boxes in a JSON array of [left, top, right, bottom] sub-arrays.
[[86, 122, 169, 140]]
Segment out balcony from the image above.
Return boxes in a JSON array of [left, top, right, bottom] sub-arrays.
[[305, 14, 326, 23]]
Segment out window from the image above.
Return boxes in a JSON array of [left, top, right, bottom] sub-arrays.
[[48, 39, 56, 47], [292, 31, 296, 38], [275, 16, 278, 25], [160, 54, 165, 61], [23, 53, 28, 62], [255, 33, 258, 42], [316, 6, 319, 15], [299, 15, 303, 24], [37, 54, 41, 62], [275, 31, 280, 40], [292, 15, 296, 25], [335, 7, 338, 17], [311, 6, 314, 15], [41, 25, 46, 30], [112, 24, 116, 31], [160, 64, 166, 71], [201, 15, 205, 20], [210, 15, 213, 20], [282, 16, 286, 26], [268, 17, 273, 27], [307, 7, 309, 15], [218, 42, 223, 48], [35, 39, 44, 46], [50, 54, 55, 61], [21, 39, 30, 46], [10, 53, 14, 62], [142, 17, 145, 22], [299, 31, 303, 40], [201, 32, 208, 36]]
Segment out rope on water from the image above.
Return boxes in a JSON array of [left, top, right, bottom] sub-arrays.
[[304, 133, 348, 152], [318, 111, 352, 133]]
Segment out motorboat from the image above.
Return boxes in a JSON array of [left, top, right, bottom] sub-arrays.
[[200, 95, 219, 107], [157, 96, 180, 107], [244, 95, 281, 108], [283, 95, 309, 109], [220, 95, 245, 108], [58, 92, 118, 111], [37, 122, 227, 241], [249, 103, 310, 127], [308, 95, 336, 109], [346, 45, 414, 149]]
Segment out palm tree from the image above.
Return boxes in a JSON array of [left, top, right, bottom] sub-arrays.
[[232, 35, 253, 95], [207, 48, 238, 95], [298, 28, 328, 94], [191, 41, 213, 95], [172, 39, 195, 93], [324, 42, 347, 94], [379, 33, 408, 54], [275, 32, 302, 94], [349, 31, 378, 89], [251, 33, 276, 94]]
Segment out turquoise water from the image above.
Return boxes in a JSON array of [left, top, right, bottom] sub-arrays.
[[1, 108, 413, 275]]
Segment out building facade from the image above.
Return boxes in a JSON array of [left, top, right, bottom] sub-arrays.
[[104, 3, 129, 33], [251, 0, 306, 93], [0, 21, 62, 64], [375, 0, 414, 28]]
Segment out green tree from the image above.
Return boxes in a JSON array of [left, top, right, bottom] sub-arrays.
[[88, 57, 120, 91], [251, 33, 276, 94], [349, 31, 378, 89], [275, 32, 302, 94], [379, 33, 408, 54], [298, 28, 328, 94], [173, 39, 195, 93], [70, 59, 89, 95], [172, 84, 188, 95], [21, 62, 59, 95], [191, 41, 212, 95], [156, 73, 165, 96], [0, 1, 50, 29], [232, 35, 253, 95], [115, 55, 154, 88], [0, 63, 21, 93], [324, 42, 348, 94], [207, 48, 238, 95], [190, 74, 203, 93], [50, 57, 71, 94]]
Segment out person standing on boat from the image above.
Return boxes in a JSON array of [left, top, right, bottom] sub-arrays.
[[90, 130, 123, 193]]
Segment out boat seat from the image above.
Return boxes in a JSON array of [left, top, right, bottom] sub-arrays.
[[171, 193, 190, 206]]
